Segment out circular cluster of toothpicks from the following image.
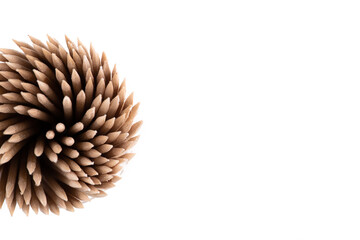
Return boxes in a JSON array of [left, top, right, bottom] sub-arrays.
[[0, 35, 142, 215]]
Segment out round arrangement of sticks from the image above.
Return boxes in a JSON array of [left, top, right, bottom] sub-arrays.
[[0, 35, 142, 215]]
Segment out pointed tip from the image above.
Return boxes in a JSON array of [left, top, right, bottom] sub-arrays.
[[1, 155, 11, 165], [55, 123, 65, 133], [19, 184, 26, 195], [3, 127, 13, 135], [28, 35, 37, 43], [45, 130, 55, 140], [34, 149, 42, 157], [134, 101, 140, 108], [60, 193, 68, 202], [9, 208, 15, 216], [37, 80, 45, 87], [63, 95, 71, 103], [101, 51, 107, 60], [5, 188, 13, 199], [34, 176, 42, 186], [120, 78, 126, 89], [77, 37, 83, 46], [27, 163, 36, 175], [78, 89, 85, 96]]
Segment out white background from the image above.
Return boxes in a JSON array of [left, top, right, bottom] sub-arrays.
[[1, 0, 360, 239]]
